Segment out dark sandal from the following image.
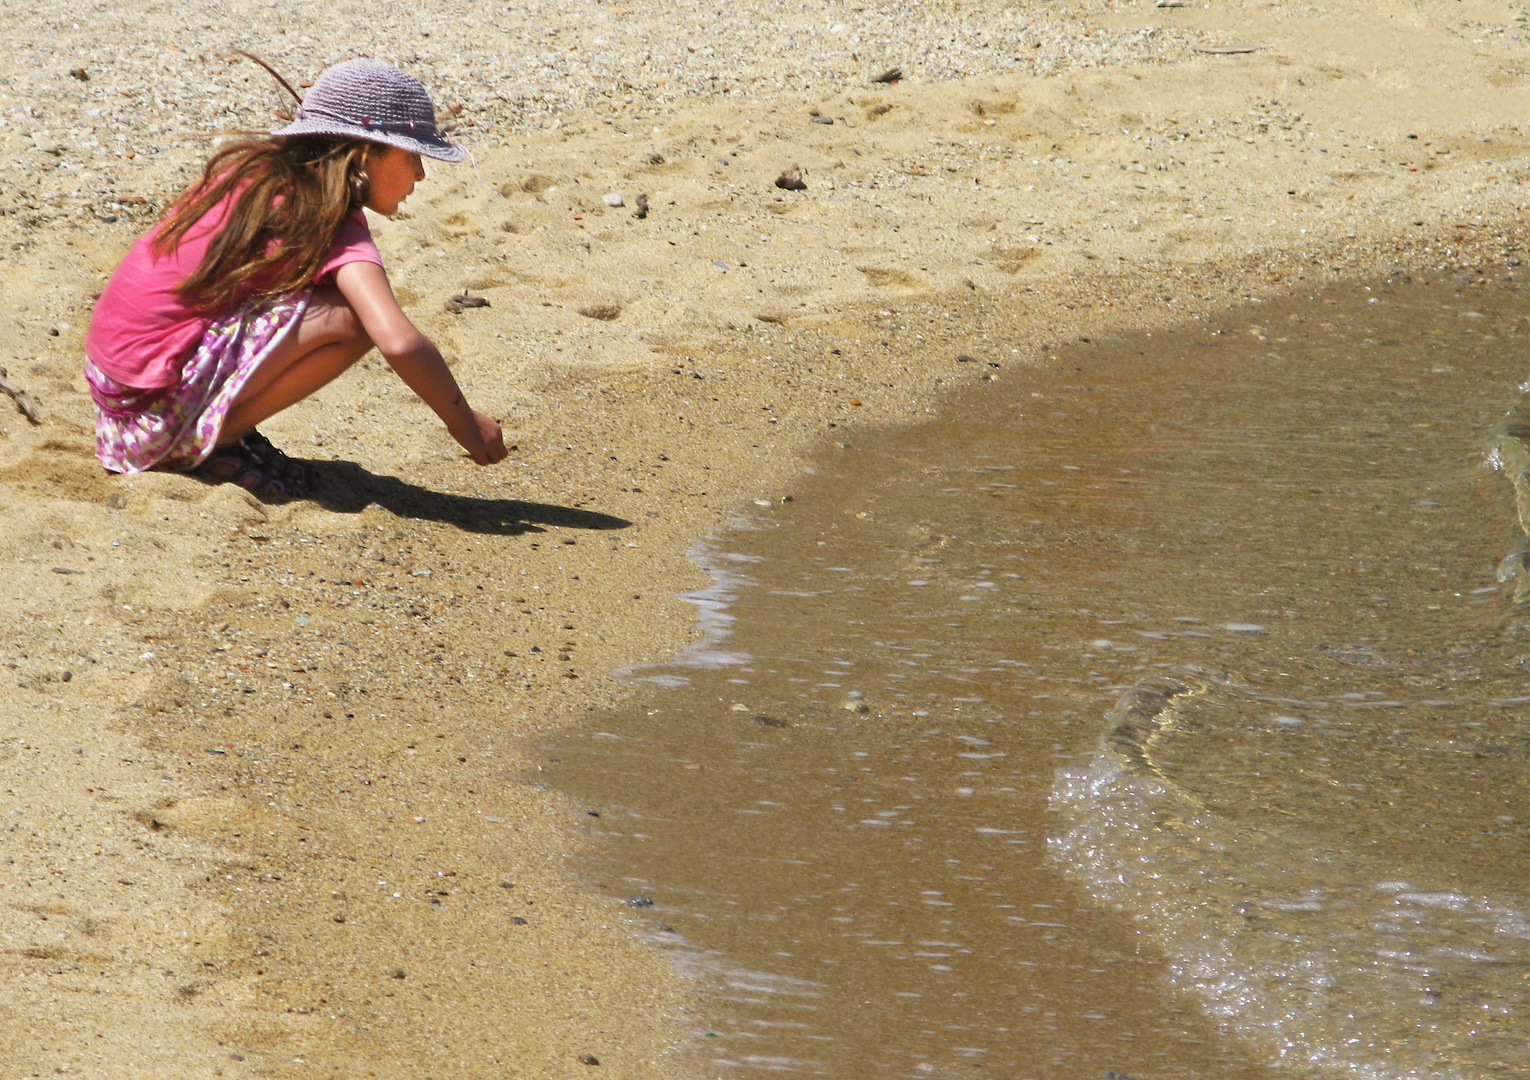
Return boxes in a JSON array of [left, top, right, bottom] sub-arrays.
[[197, 441, 308, 502], [241, 430, 322, 492]]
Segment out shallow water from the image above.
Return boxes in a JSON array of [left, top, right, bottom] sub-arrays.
[[544, 276, 1530, 1079]]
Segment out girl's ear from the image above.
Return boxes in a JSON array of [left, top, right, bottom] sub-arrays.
[[348, 148, 372, 207]]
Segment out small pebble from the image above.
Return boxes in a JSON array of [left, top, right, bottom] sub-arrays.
[[810, 114, 834, 125], [511, 915, 529, 925], [774, 167, 807, 191], [445, 292, 490, 314], [602, 192, 624, 207], [578, 1054, 601, 1066], [626, 895, 655, 908]]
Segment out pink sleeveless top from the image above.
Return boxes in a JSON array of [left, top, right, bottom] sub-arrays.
[[86, 200, 382, 390]]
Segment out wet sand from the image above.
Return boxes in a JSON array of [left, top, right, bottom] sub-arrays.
[[547, 275, 1530, 1078], [4, 0, 1530, 1073]]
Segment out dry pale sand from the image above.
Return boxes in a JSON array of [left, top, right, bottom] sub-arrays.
[[2, 0, 1529, 1075]]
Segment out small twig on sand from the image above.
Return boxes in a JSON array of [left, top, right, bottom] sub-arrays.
[[232, 49, 304, 105], [0, 367, 41, 424]]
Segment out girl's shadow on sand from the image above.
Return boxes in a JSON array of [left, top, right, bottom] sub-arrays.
[[308, 460, 631, 537]]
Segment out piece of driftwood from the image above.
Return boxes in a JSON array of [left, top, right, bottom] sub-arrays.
[[0, 367, 40, 424]]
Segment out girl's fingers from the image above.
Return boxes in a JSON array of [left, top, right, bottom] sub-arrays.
[[454, 412, 505, 465], [475, 410, 507, 464]]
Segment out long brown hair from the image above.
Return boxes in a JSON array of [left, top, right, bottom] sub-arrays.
[[153, 135, 374, 313]]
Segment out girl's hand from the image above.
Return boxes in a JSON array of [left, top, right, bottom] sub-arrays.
[[454, 409, 507, 465], [335, 263, 509, 467]]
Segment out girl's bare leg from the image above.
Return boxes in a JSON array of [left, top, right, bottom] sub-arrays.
[[219, 285, 373, 444]]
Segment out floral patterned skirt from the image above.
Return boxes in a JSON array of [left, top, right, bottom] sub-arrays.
[[86, 289, 311, 475]]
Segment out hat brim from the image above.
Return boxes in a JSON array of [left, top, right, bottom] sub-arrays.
[[271, 117, 467, 163]]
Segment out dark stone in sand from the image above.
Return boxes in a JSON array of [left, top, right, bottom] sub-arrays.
[[445, 292, 490, 314], [775, 168, 807, 191]]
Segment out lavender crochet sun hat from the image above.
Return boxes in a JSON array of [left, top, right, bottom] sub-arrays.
[[272, 58, 466, 163]]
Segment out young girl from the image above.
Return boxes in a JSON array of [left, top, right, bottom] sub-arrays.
[[84, 57, 506, 500]]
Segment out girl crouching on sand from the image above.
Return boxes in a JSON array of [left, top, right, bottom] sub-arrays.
[[84, 58, 506, 500]]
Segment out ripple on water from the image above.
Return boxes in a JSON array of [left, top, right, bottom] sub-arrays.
[[549, 277, 1530, 1080], [1051, 672, 1530, 1079]]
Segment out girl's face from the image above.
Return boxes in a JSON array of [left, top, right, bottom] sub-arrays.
[[364, 146, 425, 216]]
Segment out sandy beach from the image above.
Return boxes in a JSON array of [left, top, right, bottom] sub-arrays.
[[2, 0, 1529, 1074]]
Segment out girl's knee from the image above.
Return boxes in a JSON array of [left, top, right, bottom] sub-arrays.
[[337, 306, 372, 353], [308, 285, 371, 350]]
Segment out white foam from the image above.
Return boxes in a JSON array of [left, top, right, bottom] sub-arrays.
[[615, 538, 756, 684], [1050, 696, 1530, 1079]]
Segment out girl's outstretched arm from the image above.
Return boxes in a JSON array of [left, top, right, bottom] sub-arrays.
[[334, 260, 507, 465]]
